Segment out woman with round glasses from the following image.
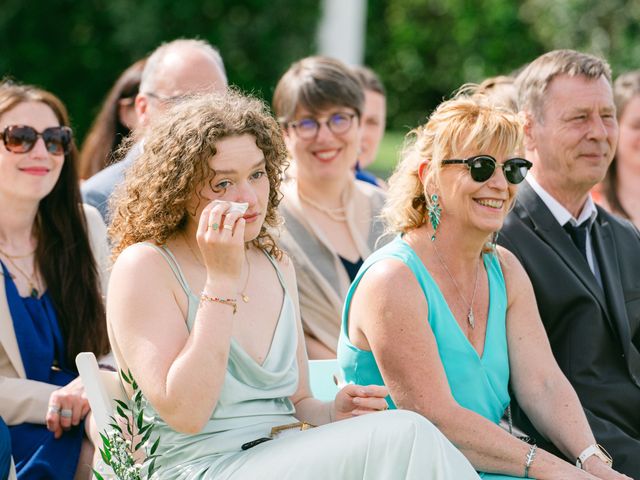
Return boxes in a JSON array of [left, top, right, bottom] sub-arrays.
[[338, 92, 628, 479], [273, 56, 387, 359], [0, 80, 110, 478]]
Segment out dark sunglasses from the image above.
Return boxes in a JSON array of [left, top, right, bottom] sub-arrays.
[[2, 125, 72, 156], [442, 155, 532, 184]]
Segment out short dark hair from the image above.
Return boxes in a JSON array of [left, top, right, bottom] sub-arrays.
[[352, 65, 386, 96], [272, 56, 364, 124]]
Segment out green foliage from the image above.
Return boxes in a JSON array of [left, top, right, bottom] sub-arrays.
[[2, 0, 639, 147], [0, 0, 319, 142], [92, 369, 160, 480]]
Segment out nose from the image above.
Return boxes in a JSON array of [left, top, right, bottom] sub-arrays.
[[29, 137, 50, 158], [487, 163, 509, 190], [234, 181, 258, 207], [314, 120, 335, 143], [587, 114, 608, 141]]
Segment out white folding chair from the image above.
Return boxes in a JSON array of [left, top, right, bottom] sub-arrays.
[[8, 458, 16, 480], [308, 359, 342, 401], [76, 352, 127, 478]]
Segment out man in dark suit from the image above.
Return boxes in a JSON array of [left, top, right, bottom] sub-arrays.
[[499, 49, 640, 478]]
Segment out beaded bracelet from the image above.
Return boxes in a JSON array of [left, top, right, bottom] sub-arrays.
[[200, 292, 237, 314], [524, 444, 537, 478]]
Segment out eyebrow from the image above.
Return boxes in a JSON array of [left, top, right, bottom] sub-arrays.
[[213, 158, 266, 176]]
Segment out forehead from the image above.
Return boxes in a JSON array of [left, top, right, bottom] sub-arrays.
[[363, 90, 386, 116], [209, 134, 263, 171], [0, 101, 59, 130], [293, 104, 354, 119], [153, 50, 226, 95], [543, 74, 614, 115]]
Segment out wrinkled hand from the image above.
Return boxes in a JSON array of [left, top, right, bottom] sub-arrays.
[[584, 456, 633, 480], [46, 377, 90, 439], [332, 384, 389, 422], [196, 201, 246, 287]]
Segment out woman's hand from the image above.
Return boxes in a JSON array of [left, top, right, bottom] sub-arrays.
[[196, 201, 246, 289], [583, 457, 632, 480], [331, 384, 389, 422], [46, 377, 90, 439]]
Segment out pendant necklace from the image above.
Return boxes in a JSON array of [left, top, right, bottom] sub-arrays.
[[0, 247, 40, 298], [432, 243, 480, 329], [298, 190, 348, 222], [182, 232, 251, 303]]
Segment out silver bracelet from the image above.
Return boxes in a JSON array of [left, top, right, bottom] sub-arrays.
[[524, 444, 537, 478]]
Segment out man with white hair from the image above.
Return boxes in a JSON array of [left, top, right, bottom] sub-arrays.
[[82, 39, 228, 221]]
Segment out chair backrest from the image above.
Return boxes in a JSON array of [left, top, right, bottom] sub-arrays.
[[308, 359, 342, 401], [75, 352, 126, 434]]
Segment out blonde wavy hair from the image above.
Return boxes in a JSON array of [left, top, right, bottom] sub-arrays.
[[110, 89, 288, 259], [383, 87, 524, 235]]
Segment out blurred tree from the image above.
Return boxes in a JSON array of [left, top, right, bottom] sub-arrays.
[[365, 0, 640, 131], [0, 0, 319, 141]]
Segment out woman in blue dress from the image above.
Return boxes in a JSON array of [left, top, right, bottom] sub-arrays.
[[338, 91, 631, 480], [0, 81, 110, 478]]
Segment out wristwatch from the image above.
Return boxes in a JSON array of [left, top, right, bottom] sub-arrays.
[[576, 444, 613, 469]]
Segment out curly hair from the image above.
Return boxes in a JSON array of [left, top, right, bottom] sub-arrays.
[[383, 88, 524, 235], [110, 89, 288, 259]]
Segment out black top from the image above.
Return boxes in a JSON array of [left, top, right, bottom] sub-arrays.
[[338, 255, 364, 283]]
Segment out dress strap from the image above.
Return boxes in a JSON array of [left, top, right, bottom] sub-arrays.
[[141, 242, 191, 297]]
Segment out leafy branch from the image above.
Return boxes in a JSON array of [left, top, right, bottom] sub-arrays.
[[93, 369, 161, 480]]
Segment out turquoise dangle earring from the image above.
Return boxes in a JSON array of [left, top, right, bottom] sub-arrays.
[[427, 194, 442, 241]]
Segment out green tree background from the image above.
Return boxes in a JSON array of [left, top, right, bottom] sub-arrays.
[[1, 0, 639, 169]]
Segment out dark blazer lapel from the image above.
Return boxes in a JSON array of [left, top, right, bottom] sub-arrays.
[[591, 214, 633, 350], [515, 182, 608, 311]]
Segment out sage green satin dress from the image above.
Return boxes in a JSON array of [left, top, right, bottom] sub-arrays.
[[141, 244, 479, 480]]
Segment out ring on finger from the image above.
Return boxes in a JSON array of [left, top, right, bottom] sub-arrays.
[[222, 224, 233, 231], [60, 409, 73, 418], [48, 405, 61, 415], [209, 223, 219, 231]]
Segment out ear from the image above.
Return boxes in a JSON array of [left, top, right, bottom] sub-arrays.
[[135, 93, 150, 127], [521, 111, 537, 153], [417, 159, 430, 185]]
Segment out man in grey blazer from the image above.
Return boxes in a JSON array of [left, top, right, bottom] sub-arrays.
[[499, 49, 640, 478], [81, 38, 228, 222]]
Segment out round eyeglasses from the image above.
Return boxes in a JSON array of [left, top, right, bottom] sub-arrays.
[[442, 155, 533, 185], [288, 112, 356, 140]]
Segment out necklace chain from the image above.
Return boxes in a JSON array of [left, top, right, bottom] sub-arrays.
[[298, 190, 348, 222], [182, 232, 251, 303], [0, 245, 36, 259], [0, 249, 40, 298], [432, 243, 480, 329]]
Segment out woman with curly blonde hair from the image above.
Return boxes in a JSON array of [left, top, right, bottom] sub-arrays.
[[107, 90, 478, 479], [338, 92, 626, 479]]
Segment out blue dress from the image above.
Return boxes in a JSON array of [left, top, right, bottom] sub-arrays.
[[2, 262, 83, 479], [0, 416, 11, 480], [338, 236, 529, 479]]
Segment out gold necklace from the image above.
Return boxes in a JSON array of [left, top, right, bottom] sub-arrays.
[[432, 243, 480, 329], [0, 245, 36, 259], [298, 190, 348, 222], [181, 232, 251, 303], [0, 254, 40, 298]]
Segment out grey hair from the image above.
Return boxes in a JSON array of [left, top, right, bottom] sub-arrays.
[[516, 49, 612, 120]]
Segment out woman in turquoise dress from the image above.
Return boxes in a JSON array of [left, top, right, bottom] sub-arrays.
[[106, 90, 480, 479], [338, 91, 630, 480]]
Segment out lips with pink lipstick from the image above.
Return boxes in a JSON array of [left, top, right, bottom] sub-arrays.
[[20, 166, 50, 176]]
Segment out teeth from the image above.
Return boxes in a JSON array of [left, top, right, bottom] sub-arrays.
[[315, 150, 338, 160], [476, 199, 504, 208]]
